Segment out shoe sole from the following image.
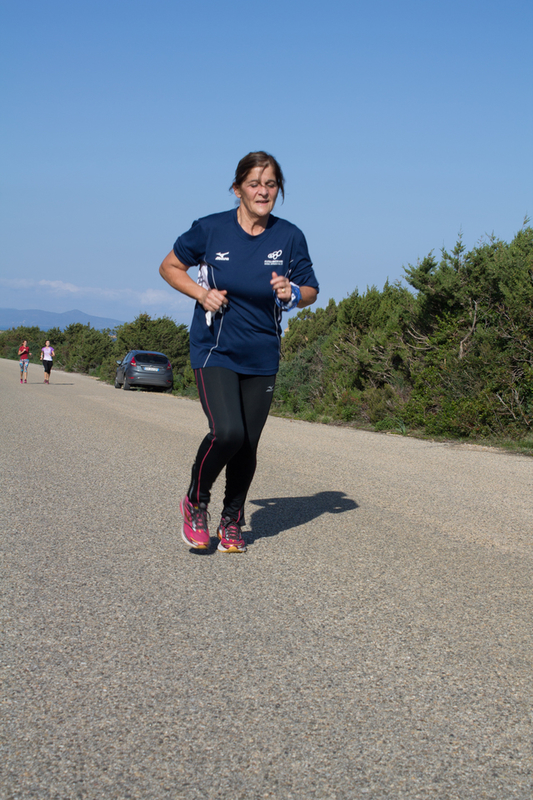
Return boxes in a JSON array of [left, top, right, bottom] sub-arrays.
[[217, 535, 246, 553], [217, 544, 246, 553], [181, 528, 209, 549]]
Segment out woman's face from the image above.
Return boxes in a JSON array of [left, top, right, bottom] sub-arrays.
[[22, 340, 27, 346], [233, 164, 279, 219], [45, 341, 50, 346]]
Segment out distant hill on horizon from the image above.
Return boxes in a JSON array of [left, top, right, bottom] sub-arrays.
[[0, 308, 126, 331]]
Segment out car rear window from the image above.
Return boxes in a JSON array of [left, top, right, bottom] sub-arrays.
[[135, 353, 169, 365]]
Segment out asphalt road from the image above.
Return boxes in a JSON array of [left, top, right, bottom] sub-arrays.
[[1, 358, 532, 799]]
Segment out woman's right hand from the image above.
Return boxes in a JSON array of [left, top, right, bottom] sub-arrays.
[[160, 251, 229, 312], [200, 288, 228, 313]]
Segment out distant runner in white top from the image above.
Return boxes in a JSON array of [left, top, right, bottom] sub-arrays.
[[40, 341, 55, 384]]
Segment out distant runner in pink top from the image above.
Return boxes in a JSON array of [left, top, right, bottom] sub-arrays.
[[40, 340, 55, 384], [18, 340, 32, 383]]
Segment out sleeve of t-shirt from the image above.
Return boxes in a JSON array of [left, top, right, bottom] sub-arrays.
[[288, 230, 319, 292], [173, 219, 206, 267]]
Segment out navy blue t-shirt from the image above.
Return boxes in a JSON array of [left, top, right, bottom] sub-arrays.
[[173, 208, 319, 375]]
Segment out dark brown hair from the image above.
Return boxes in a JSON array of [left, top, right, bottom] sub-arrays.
[[231, 151, 285, 200]]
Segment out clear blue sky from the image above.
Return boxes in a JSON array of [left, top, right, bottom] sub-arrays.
[[1, 0, 532, 327]]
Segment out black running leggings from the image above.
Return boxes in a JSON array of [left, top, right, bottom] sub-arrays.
[[188, 367, 276, 523]]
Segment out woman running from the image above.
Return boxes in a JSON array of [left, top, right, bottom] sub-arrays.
[[40, 340, 55, 383], [159, 151, 319, 552], [18, 340, 31, 383]]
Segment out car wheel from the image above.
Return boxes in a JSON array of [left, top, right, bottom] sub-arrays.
[[122, 378, 131, 390], [165, 386, 173, 394], [114, 376, 121, 388]]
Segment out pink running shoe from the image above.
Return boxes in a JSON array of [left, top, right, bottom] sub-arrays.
[[217, 517, 247, 553], [180, 496, 210, 549]]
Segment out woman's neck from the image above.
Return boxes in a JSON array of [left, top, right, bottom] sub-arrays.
[[236, 205, 270, 236]]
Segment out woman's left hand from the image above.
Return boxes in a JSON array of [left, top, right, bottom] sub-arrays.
[[270, 271, 292, 301]]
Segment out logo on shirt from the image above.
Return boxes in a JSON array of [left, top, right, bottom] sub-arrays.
[[215, 252, 229, 261], [264, 249, 283, 266]]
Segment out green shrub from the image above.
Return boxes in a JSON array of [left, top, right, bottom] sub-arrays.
[[273, 223, 533, 443]]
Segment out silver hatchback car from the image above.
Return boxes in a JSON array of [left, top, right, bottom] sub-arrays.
[[114, 350, 173, 392]]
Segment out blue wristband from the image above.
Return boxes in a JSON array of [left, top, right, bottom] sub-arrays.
[[275, 282, 301, 311]]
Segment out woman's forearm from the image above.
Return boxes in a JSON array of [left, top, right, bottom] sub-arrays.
[[298, 286, 318, 308], [159, 252, 206, 303]]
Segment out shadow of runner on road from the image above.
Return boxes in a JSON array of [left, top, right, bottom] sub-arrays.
[[246, 491, 359, 545], [183, 491, 358, 555]]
